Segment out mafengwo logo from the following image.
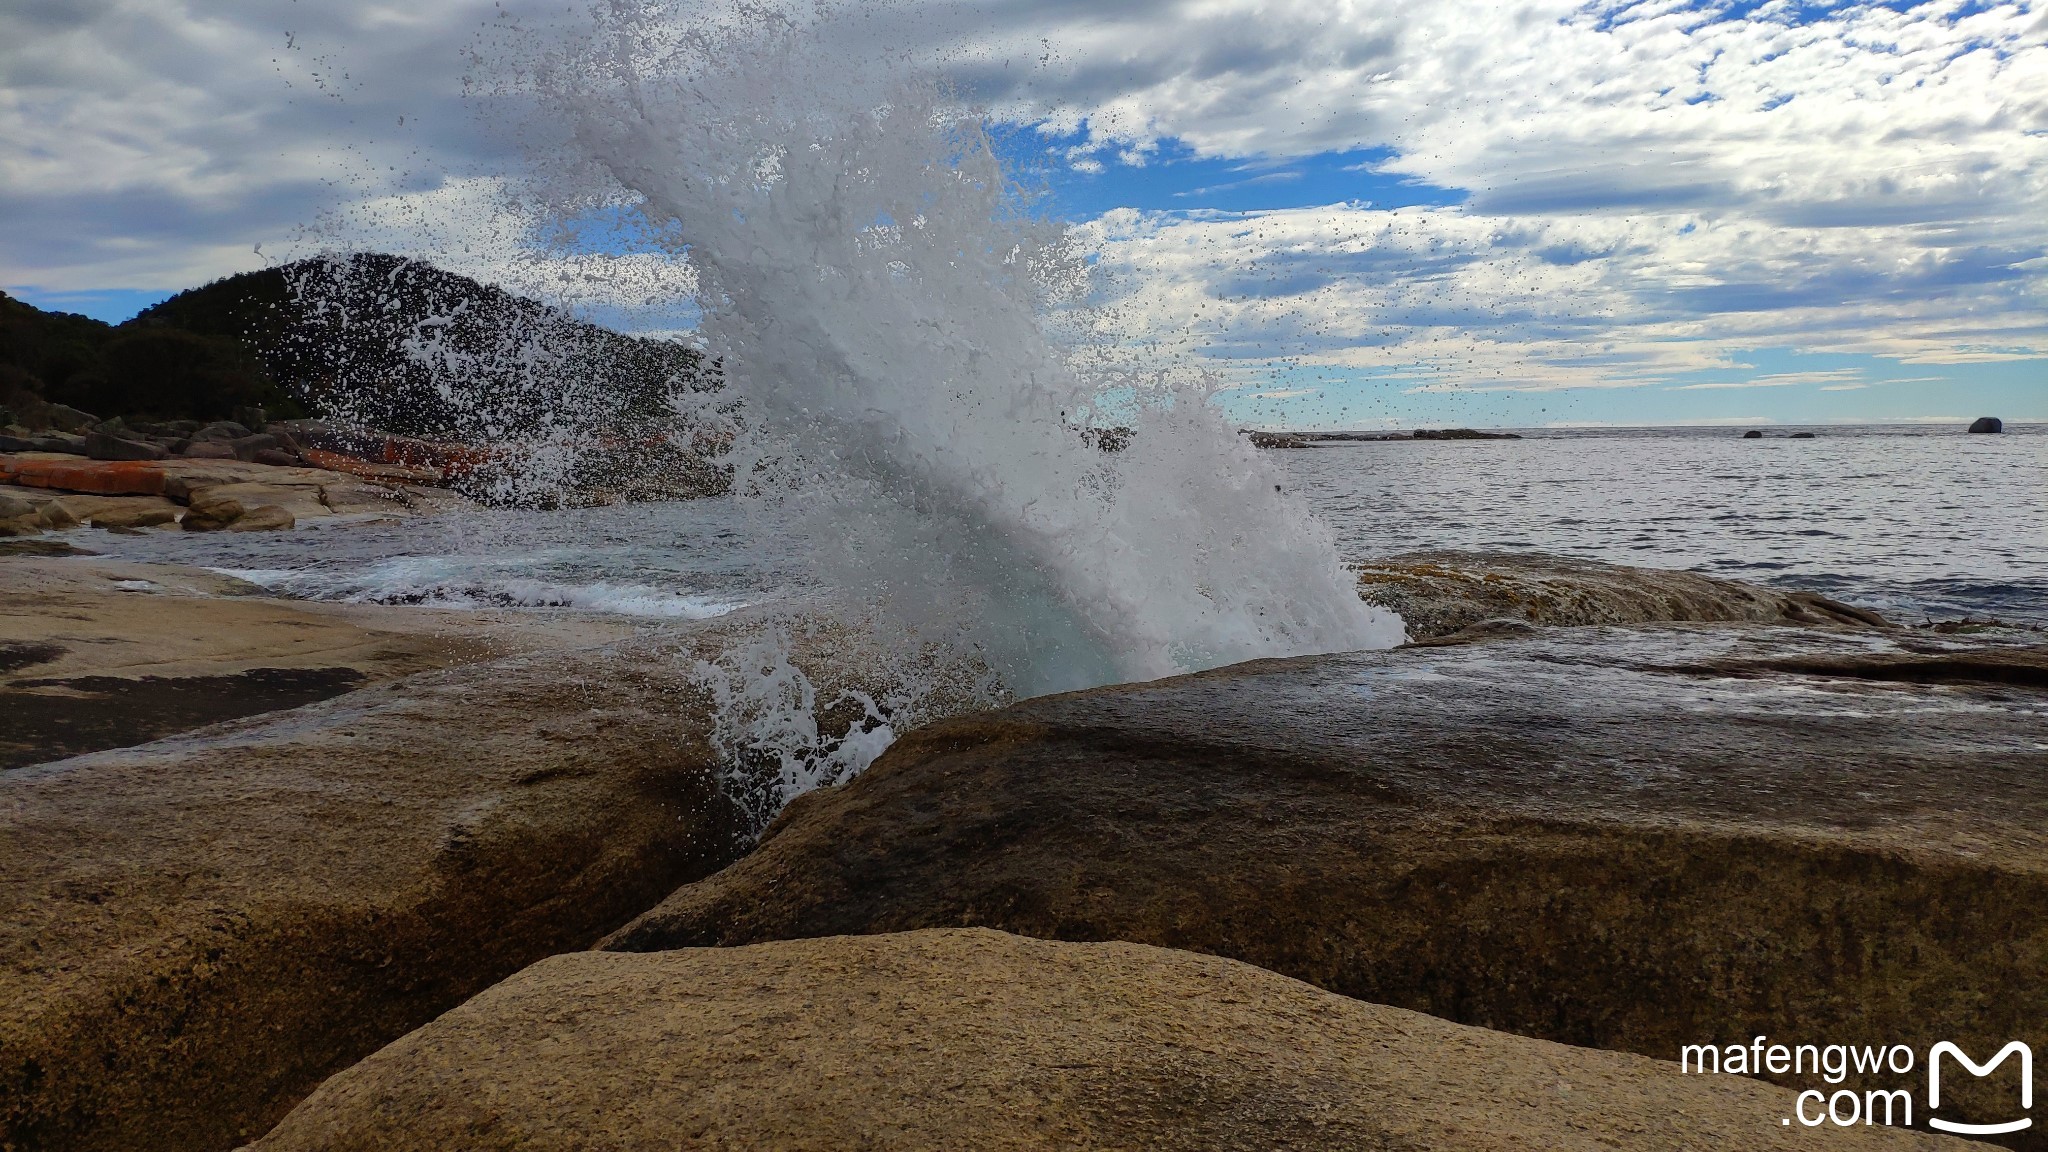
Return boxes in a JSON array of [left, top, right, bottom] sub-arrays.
[[1680, 1037, 2032, 1134]]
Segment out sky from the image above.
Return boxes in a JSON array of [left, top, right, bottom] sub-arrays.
[[2, 0, 2045, 428]]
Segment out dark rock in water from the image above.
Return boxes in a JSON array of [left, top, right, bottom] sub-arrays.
[[250, 928, 1954, 1152], [1741, 429, 1763, 438], [1969, 416, 2003, 434], [1789, 431, 1816, 438], [1413, 427, 1522, 440], [1354, 549, 1887, 640], [1246, 430, 1311, 448], [610, 626, 2048, 1137], [0, 640, 745, 1152], [82, 430, 169, 461]]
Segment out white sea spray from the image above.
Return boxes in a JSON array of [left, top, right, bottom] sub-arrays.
[[466, 2, 1403, 820]]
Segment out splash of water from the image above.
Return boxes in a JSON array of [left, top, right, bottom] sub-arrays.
[[501, 3, 1403, 812]]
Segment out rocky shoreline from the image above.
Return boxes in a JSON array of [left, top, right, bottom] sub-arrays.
[[4, 546, 2041, 1149]]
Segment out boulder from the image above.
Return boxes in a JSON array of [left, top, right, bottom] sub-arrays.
[[252, 929, 1959, 1152], [316, 480, 406, 515], [1, 638, 745, 1152], [45, 404, 99, 433], [180, 440, 239, 460], [0, 454, 166, 496], [196, 482, 328, 523], [610, 625, 2048, 1137], [1790, 431, 1816, 439], [1969, 417, 2004, 434], [226, 432, 281, 461], [82, 431, 170, 462], [1742, 430, 1763, 438], [1355, 550, 1888, 640], [57, 495, 186, 530], [179, 488, 246, 531], [1413, 427, 1523, 440], [224, 504, 295, 532], [250, 448, 300, 468], [193, 421, 253, 442], [0, 491, 35, 520]]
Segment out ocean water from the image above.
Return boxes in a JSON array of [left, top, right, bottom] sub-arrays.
[[1274, 423, 2047, 625], [67, 422, 2045, 628]]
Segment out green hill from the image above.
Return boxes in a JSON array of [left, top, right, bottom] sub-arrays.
[[3, 255, 707, 437]]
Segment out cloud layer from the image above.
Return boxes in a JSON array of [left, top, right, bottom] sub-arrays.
[[2, 0, 2042, 416]]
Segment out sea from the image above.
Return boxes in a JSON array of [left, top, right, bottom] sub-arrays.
[[67, 422, 2047, 630]]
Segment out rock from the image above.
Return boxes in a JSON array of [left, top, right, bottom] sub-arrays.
[[226, 432, 281, 461], [1969, 416, 2004, 434], [1354, 550, 1888, 640], [179, 487, 246, 531], [317, 480, 407, 515], [32, 499, 81, 531], [56, 495, 186, 531], [1413, 427, 1523, 440], [180, 440, 238, 460], [82, 430, 170, 461], [193, 420, 254, 442], [609, 625, 2048, 1136], [89, 507, 182, 530], [252, 929, 1959, 1152], [196, 482, 329, 523], [0, 636, 744, 1152], [0, 491, 34, 520], [224, 504, 295, 532], [234, 406, 269, 433], [1790, 431, 1816, 439], [1246, 430, 1312, 448], [0, 454, 168, 496], [250, 448, 300, 467], [1742, 429, 1763, 438], [0, 434, 42, 452], [44, 404, 98, 433], [300, 447, 444, 485]]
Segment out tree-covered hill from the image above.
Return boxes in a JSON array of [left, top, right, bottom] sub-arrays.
[[3, 254, 708, 437]]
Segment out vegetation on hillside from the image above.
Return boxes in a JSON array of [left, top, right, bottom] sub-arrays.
[[2, 254, 708, 437]]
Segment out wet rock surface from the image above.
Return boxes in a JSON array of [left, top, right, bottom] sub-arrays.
[[613, 624, 2048, 1139], [1356, 549, 1889, 639], [252, 928, 1959, 1152], [0, 638, 747, 1152]]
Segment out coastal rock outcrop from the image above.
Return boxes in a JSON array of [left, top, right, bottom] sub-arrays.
[[252, 928, 1959, 1152], [611, 625, 2048, 1138], [1, 636, 747, 1152], [1356, 549, 1888, 639], [1969, 417, 2003, 433]]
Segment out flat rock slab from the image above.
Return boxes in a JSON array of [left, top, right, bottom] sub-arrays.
[[253, 928, 1960, 1151], [0, 559, 565, 769], [614, 625, 2048, 1138], [1, 639, 746, 1152], [1357, 549, 1890, 638]]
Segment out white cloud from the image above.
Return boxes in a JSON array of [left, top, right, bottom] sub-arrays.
[[1, 0, 2042, 404], [1670, 369, 1867, 390]]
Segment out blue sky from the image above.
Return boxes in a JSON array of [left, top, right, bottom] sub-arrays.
[[4, 0, 2044, 427]]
